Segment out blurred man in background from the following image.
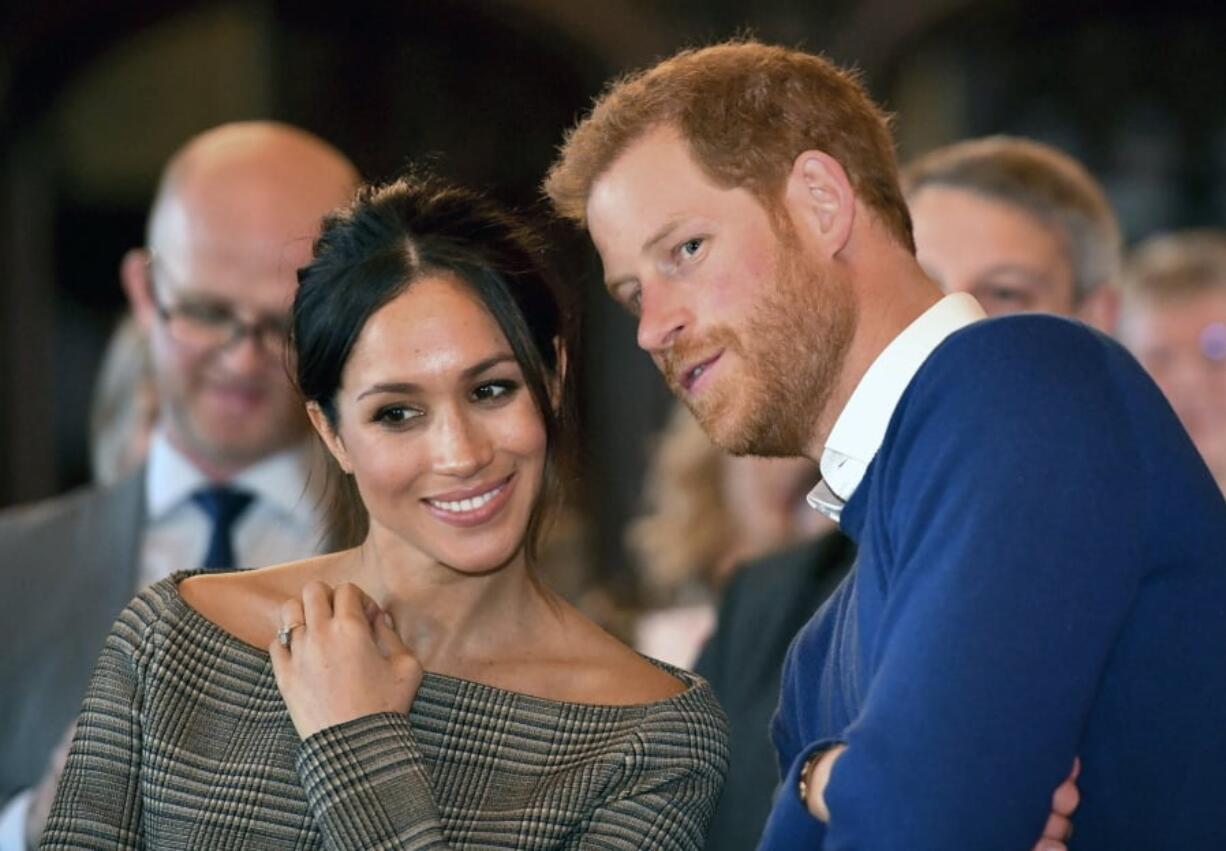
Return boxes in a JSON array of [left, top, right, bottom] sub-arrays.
[[0, 121, 358, 849], [903, 134, 1119, 331], [1118, 230, 1226, 495]]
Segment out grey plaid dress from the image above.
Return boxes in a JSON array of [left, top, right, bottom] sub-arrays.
[[41, 575, 729, 850]]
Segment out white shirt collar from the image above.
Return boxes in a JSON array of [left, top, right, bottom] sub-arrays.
[[145, 429, 325, 527], [807, 293, 986, 521]]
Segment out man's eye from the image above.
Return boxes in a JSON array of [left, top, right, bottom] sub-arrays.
[[179, 302, 234, 326], [679, 237, 704, 259], [988, 287, 1026, 302], [977, 286, 1033, 313]]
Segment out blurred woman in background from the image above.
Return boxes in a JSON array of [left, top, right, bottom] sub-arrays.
[[628, 403, 829, 667]]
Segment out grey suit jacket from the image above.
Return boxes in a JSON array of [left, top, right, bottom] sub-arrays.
[[0, 471, 144, 801]]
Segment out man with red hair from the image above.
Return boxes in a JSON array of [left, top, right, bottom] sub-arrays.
[[547, 41, 1226, 851]]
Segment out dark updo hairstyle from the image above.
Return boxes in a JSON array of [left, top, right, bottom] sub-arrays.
[[292, 172, 575, 562]]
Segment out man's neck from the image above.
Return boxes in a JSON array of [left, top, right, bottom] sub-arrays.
[[805, 258, 943, 460], [165, 430, 280, 483]]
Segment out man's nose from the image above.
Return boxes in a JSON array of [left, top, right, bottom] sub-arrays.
[[214, 331, 269, 373], [635, 279, 689, 354]]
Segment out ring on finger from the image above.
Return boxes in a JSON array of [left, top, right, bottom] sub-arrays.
[[277, 621, 306, 648]]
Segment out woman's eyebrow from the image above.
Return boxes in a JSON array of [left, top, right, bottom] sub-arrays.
[[355, 354, 517, 401]]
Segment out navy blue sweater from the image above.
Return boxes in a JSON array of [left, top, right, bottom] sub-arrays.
[[760, 316, 1226, 850]]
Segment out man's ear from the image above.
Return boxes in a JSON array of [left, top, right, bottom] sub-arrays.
[[782, 150, 856, 258], [306, 401, 353, 474], [121, 248, 157, 330], [1077, 284, 1120, 335]]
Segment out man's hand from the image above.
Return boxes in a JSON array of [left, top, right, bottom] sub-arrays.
[[1033, 757, 1080, 851], [803, 749, 1081, 850], [800, 744, 846, 822]]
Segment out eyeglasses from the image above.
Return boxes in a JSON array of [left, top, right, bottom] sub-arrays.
[[1200, 322, 1226, 363], [145, 253, 291, 354]]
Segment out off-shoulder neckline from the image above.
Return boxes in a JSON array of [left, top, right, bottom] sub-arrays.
[[154, 571, 708, 713]]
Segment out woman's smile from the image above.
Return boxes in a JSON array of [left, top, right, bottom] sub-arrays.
[[423, 473, 516, 528]]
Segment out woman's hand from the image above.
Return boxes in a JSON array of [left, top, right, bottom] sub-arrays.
[[270, 581, 423, 739]]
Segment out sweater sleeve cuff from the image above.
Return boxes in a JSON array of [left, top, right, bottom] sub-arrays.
[[757, 739, 842, 850], [296, 712, 444, 849]]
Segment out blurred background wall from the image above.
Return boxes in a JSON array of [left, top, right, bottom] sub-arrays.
[[3, 0, 1223, 604]]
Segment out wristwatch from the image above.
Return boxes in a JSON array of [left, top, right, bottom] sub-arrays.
[[797, 749, 824, 806]]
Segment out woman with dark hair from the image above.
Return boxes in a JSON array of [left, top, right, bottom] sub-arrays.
[[42, 175, 728, 850]]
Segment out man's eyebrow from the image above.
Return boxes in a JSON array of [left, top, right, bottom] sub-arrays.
[[354, 354, 517, 401], [603, 218, 686, 292], [642, 218, 685, 255], [976, 264, 1053, 288]]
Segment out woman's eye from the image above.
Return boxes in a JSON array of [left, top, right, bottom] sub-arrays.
[[473, 380, 517, 402], [373, 405, 420, 425]]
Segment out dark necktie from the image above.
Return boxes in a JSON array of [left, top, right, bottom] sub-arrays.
[[192, 486, 255, 569]]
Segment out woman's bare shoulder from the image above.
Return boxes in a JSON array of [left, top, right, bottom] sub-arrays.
[[178, 553, 346, 648], [547, 605, 689, 705]]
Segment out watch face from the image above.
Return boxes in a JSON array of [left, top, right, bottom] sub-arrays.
[[798, 750, 821, 801]]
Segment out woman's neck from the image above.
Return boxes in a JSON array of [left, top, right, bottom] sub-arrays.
[[341, 528, 555, 671]]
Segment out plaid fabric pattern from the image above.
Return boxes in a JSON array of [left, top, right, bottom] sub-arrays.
[[42, 575, 729, 850]]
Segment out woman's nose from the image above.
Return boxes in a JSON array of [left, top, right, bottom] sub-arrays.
[[430, 409, 493, 478]]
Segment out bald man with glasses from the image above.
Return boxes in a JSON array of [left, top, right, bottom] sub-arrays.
[[0, 122, 358, 849]]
